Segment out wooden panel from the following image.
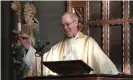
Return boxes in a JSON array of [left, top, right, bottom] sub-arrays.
[[129, 24, 133, 74], [129, 1, 133, 18], [109, 24, 123, 72], [109, 1, 123, 19], [89, 25, 103, 48], [67, 1, 72, 12], [72, 1, 86, 7], [103, 1, 108, 54], [87, 19, 133, 25], [123, 1, 129, 73], [88, 1, 102, 20]]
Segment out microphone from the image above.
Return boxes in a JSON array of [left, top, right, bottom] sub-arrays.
[[35, 41, 50, 54]]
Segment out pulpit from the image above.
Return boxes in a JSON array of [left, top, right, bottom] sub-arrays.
[[23, 74, 133, 80], [23, 60, 133, 80]]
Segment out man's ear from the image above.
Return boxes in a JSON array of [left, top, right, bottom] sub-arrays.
[[78, 23, 83, 30], [74, 20, 79, 26]]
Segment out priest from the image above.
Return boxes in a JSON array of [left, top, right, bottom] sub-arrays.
[[18, 12, 119, 76]]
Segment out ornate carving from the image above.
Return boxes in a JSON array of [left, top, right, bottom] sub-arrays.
[[11, 1, 21, 22], [73, 7, 84, 30]]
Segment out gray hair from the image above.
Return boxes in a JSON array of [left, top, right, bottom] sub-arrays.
[[63, 12, 79, 21]]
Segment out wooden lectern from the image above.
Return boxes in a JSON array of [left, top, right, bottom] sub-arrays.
[[23, 74, 133, 80], [23, 60, 133, 80]]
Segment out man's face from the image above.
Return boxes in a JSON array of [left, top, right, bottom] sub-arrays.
[[61, 14, 78, 38]]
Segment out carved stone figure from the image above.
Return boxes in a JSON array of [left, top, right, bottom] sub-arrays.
[[11, 2, 41, 80]]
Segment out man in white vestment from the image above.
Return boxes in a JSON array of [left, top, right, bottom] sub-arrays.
[[19, 12, 119, 76]]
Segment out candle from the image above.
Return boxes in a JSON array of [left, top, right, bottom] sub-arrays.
[[18, 22, 21, 31]]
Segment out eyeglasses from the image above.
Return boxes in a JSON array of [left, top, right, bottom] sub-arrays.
[[62, 20, 76, 27]]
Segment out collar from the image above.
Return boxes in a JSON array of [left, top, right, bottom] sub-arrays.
[[71, 31, 84, 39], [74, 31, 79, 39]]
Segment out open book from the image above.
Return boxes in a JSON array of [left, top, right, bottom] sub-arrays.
[[42, 60, 93, 75]]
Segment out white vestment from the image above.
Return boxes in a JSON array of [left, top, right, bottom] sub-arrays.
[[27, 31, 119, 76]]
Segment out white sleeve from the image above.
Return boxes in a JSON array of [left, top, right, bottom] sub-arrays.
[[90, 37, 119, 74], [24, 46, 36, 70]]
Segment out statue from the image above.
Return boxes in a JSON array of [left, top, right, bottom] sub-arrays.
[[11, 2, 41, 80]]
